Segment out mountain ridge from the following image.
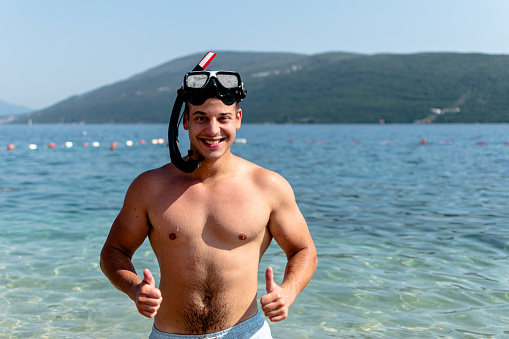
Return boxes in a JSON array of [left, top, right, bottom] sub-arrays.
[[0, 100, 33, 118], [12, 51, 509, 124]]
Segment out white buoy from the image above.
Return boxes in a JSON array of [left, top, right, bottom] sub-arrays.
[[29, 144, 38, 150], [126, 140, 134, 146], [65, 142, 73, 148], [92, 142, 100, 147]]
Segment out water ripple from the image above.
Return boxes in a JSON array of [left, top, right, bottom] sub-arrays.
[[2, 124, 509, 337]]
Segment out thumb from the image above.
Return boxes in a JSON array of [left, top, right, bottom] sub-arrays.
[[265, 267, 276, 293], [143, 269, 155, 287]]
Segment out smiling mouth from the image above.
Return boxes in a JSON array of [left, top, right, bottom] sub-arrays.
[[202, 138, 225, 145]]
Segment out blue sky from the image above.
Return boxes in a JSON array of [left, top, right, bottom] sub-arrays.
[[1, 0, 508, 109]]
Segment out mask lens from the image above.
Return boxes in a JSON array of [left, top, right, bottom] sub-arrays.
[[187, 73, 209, 88], [217, 73, 239, 88], [183, 71, 245, 106]]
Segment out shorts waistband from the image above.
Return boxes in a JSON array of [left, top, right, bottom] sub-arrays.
[[149, 311, 271, 339]]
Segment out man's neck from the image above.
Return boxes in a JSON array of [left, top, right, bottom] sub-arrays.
[[188, 152, 237, 182]]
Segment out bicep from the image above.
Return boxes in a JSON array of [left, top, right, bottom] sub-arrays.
[[267, 177, 314, 258], [103, 177, 152, 258]]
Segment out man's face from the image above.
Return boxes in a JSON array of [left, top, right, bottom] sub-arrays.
[[183, 98, 242, 161]]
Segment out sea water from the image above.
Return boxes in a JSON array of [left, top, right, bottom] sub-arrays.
[[1, 124, 509, 338]]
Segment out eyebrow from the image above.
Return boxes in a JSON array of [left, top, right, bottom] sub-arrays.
[[191, 111, 233, 116]]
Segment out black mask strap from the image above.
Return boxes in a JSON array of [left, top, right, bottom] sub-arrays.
[[168, 89, 204, 173]]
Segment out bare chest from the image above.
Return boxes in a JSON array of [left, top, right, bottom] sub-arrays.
[[148, 181, 271, 247]]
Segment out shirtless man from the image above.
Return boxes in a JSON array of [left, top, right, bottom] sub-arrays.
[[100, 67, 317, 338]]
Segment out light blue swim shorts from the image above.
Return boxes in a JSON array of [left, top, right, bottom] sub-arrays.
[[149, 312, 272, 339]]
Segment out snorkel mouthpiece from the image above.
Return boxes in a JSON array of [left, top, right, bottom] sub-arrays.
[[168, 52, 247, 173]]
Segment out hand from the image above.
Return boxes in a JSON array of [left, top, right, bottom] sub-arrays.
[[135, 269, 163, 318], [260, 267, 291, 322]]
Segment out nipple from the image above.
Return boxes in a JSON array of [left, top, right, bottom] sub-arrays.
[[238, 233, 247, 240], [169, 233, 177, 240]]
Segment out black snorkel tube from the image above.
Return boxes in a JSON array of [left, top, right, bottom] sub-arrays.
[[168, 52, 216, 173]]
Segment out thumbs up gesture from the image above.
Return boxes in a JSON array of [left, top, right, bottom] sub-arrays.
[[260, 267, 291, 322], [135, 269, 163, 318]]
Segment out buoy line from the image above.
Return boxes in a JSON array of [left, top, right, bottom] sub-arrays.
[[2, 137, 255, 152], [4, 138, 509, 151], [2, 139, 167, 151]]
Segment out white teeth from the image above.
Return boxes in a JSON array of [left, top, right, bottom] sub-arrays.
[[204, 139, 221, 145]]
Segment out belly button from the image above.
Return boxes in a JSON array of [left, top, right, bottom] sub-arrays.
[[238, 233, 247, 240], [169, 233, 177, 240]]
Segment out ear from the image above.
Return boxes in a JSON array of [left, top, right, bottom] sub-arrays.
[[183, 113, 189, 130], [236, 108, 242, 130]]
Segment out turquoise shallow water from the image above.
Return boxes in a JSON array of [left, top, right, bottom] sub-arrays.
[[1, 124, 509, 338]]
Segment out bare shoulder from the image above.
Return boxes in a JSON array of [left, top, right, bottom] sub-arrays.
[[104, 164, 180, 251], [238, 158, 296, 203], [239, 159, 313, 258], [132, 163, 176, 184], [127, 164, 180, 196]]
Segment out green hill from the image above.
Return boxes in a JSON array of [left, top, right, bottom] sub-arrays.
[[17, 51, 509, 124]]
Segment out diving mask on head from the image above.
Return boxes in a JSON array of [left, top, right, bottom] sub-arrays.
[[182, 70, 247, 106], [168, 52, 247, 173]]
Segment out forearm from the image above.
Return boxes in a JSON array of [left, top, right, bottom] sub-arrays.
[[281, 246, 318, 302], [100, 246, 142, 301]]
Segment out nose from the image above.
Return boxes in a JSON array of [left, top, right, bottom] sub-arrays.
[[205, 118, 220, 135]]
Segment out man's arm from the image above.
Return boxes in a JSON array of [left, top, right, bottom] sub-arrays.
[[260, 172, 318, 322], [100, 173, 163, 318]]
